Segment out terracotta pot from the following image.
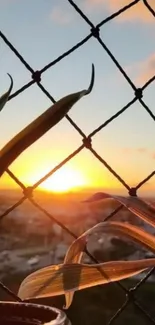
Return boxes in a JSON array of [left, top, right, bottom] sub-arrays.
[[0, 301, 71, 325]]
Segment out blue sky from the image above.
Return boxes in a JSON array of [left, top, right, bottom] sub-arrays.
[[0, 0, 155, 195]]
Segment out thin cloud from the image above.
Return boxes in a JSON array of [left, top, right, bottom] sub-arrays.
[[137, 148, 148, 154], [50, 6, 74, 25], [136, 54, 155, 85], [122, 148, 155, 161], [84, 0, 155, 23], [123, 53, 155, 87], [122, 147, 147, 154]]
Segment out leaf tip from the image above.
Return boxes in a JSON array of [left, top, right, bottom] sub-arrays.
[[7, 73, 13, 93], [86, 63, 95, 95]]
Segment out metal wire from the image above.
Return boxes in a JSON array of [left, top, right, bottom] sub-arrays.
[[0, 0, 155, 324]]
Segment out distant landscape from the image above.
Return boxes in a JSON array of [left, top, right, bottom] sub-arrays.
[[0, 188, 154, 273], [0, 188, 155, 324]]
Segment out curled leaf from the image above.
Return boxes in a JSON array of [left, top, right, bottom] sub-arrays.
[[0, 64, 94, 176], [0, 74, 13, 112], [18, 221, 155, 308], [63, 220, 155, 308], [84, 192, 155, 228], [18, 258, 155, 304]]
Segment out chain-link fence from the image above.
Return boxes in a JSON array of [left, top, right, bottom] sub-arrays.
[[0, 0, 155, 324]]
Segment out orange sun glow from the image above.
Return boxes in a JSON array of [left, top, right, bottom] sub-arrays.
[[40, 167, 87, 193]]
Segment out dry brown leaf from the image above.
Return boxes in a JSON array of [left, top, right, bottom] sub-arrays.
[[84, 192, 155, 227], [18, 221, 155, 308], [18, 258, 155, 306], [63, 220, 155, 307]]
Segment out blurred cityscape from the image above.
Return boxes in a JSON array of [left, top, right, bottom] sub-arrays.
[[0, 188, 155, 283]]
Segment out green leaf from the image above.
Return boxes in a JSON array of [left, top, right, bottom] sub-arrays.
[[0, 64, 95, 176], [0, 74, 13, 112]]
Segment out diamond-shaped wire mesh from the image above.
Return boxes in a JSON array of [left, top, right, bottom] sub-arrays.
[[0, 0, 155, 324]]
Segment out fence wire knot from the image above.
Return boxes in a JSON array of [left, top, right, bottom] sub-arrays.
[[23, 186, 33, 199], [126, 288, 135, 302], [135, 88, 143, 99], [91, 26, 100, 38], [82, 137, 92, 149], [128, 187, 137, 197], [32, 70, 41, 83]]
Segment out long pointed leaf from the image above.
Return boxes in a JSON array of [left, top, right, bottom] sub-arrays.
[[18, 221, 155, 308], [63, 220, 155, 307], [0, 74, 13, 112], [84, 192, 155, 227], [0, 64, 94, 176], [18, 258, 155, 305], [65, 222, 155, 266]]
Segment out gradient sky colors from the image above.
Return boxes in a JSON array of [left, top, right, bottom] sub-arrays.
[[0, 0, 155, 195]]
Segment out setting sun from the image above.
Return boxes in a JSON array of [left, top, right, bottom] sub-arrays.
[[40, 167, 87, 193]]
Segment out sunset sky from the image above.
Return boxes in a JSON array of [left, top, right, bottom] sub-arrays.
[[0, 0, 155, 195]]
